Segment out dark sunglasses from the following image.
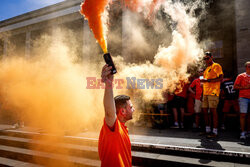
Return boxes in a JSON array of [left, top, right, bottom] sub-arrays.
[[203, 57, 210, 60]]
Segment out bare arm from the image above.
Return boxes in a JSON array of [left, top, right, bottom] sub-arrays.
[[188, 87, 195, 95], [209, 74, 223, 82], [101, 65, 116, 128], [234, 84, 250, 90]]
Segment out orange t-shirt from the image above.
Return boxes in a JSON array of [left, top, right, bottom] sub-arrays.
[[175, 82, 189, 98], [234, 72, 250, 99], [203, 63, 223, 96], [189, 78, 203, 100], [98, 119, 132, 167]]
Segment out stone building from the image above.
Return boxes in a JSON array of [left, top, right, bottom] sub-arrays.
[[0, 0, 249, 75], [0, 0, 94, 60]]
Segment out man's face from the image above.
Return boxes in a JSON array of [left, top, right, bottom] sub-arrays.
[[246, 63, 250, 73], [124, 100, 135, 121], [203, 55, 213, 66]]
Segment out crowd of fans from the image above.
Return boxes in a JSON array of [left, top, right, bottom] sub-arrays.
[[152, 52, 250, 140]]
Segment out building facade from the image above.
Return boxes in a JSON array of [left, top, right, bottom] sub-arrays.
[[0, 0, 93, 60], [235, 0, 250, 73]]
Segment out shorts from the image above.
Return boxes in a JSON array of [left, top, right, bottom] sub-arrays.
[[172, 96, 186, 108], [223, 99, 239, 113], [194, 99, 202, 113], [202, 95, 219, 109], [238, 97, 250, 114]]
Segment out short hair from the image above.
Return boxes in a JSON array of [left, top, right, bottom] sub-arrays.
[[114, 95, 130, 113], [245, 61, 250, 67], [205, 51, 212, 57]]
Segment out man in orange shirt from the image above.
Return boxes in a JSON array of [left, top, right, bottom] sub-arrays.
[[201, 52, 223, 138], [99, 64, 135, 167], [234, 61, 250, 140], [189, 69, 204, 130], [171, 81, 189, 128]]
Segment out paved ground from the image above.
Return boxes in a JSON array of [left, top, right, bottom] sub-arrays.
[[1, 124, 250, 155], [76, 126, 250, 154]]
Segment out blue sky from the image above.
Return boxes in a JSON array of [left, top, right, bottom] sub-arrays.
[[0, 0, 65, 21]]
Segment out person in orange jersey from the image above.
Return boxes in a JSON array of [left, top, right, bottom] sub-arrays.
[[201, 51, 223, 138], [234, 61, 250, 140], [99, 64, 135, 167], [189, 69, 204, 130], [171, 81, 189, 129]]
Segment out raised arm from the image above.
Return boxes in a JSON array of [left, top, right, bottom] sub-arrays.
[[101, 64, 117, 128]]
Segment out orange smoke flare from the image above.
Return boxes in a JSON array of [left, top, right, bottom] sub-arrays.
[[80, 0, 109, 53]]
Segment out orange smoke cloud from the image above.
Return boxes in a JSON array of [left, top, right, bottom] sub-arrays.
[[113, 0, 203, 102], [80, 0, 110, 53], [0, 29, 105, 166], [0, 30, 104, 134]]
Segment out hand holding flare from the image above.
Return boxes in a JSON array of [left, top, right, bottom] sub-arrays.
[[80, 0, 110, 53]]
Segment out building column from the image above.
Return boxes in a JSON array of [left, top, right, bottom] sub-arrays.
[[3, 36, 8, 58], [235, 0, 250, 73], [25, 31, 31, 58], [83, 20, 91, 61], [51, 25, 58, 42]]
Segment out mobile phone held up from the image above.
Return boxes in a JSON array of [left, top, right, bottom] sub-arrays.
[[103, 53, 117, 74]]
